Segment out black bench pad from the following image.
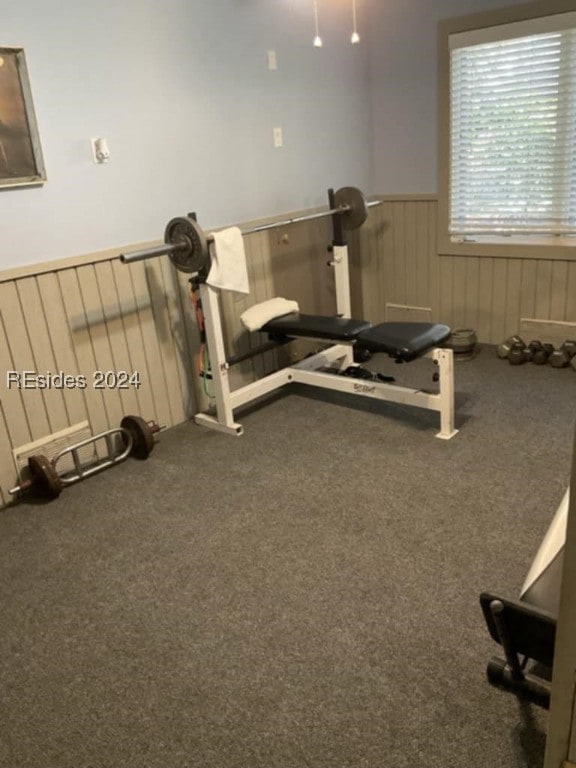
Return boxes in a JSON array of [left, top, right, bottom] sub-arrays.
[[357, 322, 451, 362], [261, 313, 372, 341], [261, 313, 451, 363]]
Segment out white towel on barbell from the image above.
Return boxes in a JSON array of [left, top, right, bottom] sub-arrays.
[[207, 226, 250, 295]]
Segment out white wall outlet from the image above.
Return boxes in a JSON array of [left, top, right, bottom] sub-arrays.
[[91, 137, 110, 164], [273, 127, 283, 148], [267, 49, 277, 70]]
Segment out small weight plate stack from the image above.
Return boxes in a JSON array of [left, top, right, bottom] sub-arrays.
[[446, 328, 477, 361]]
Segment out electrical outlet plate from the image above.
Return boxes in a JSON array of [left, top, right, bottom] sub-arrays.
[[267, 49, 277, 70], [91, 137, 109, 164]]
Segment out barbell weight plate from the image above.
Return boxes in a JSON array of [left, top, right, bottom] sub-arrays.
[[120, 415, 155, 460], [28, 454, 63, 499], [165, 216, 210, 274], [334, 186, 368, 231]]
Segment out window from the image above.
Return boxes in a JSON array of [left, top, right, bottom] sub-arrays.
[[438, 1, 576, 259]]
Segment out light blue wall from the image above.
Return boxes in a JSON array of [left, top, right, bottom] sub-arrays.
[[0, 0, 373, 269], [3, 0, 539, 268], [369, 0, 532, 194]]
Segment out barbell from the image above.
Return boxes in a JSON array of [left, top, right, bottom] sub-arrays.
[[9, 416, 162, 500], [120, 186, 378, 274]]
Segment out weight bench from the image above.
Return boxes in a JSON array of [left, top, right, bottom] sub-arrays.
[[480, 592, 556, 707], [119, 184, 462, 440], [194, 296, 458, 440], [261, 312, 452, 363], [479, 488, 567, 708]]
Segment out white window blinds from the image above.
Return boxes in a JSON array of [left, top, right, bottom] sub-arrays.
[[450, 15, 576, 237]]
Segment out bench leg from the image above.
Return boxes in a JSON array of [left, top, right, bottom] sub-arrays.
[[433, 347, 458, 440], [194, 283, 244, 436]]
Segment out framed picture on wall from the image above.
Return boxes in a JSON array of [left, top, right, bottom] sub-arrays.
[[0, 46, 46, 188]]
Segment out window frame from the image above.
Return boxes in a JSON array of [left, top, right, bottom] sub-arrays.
[[437, 0, 576, 260]]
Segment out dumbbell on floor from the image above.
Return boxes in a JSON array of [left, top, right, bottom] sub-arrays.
[[549, 340, 576, 368], [508, 340, 528, 365], [508, 338, 554, 365], [497, 335, 525, 360], [528, 341, 554, 365], [9, 415, 162, 501], [498, 335, 576, 368]]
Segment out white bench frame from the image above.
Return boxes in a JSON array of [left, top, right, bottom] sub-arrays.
[[194, 244, 458, 440]]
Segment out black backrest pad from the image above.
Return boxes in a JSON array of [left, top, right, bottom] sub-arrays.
[[479, 592, 556, 667], [261, 313, 372, 341], [356, 322, 452, 362]]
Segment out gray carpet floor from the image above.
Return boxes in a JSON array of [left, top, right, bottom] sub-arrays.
[[1, 345, 575, 768]]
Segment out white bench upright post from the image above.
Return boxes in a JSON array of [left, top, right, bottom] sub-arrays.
[[193, 282, 244, 436], [332, 244, 354, 369]]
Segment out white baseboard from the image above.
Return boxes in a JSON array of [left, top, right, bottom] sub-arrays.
[[519, 318, 576, 346]]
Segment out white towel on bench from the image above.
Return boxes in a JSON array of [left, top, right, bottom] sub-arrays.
[[240, 298, 300, 332]]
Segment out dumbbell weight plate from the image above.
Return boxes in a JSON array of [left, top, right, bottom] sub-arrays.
[[525, 340, 543, 363], [508, 342, 527, 365], [121, 415, 155, 459], [561, 340, 576, 358], [549, 349, 571, 368], [532, 343, 553, 365], [497, 335, 525, 359], [28, 454, 63, 499]]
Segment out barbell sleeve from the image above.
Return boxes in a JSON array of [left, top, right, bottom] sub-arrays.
[[120, 243, 181, 264]]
